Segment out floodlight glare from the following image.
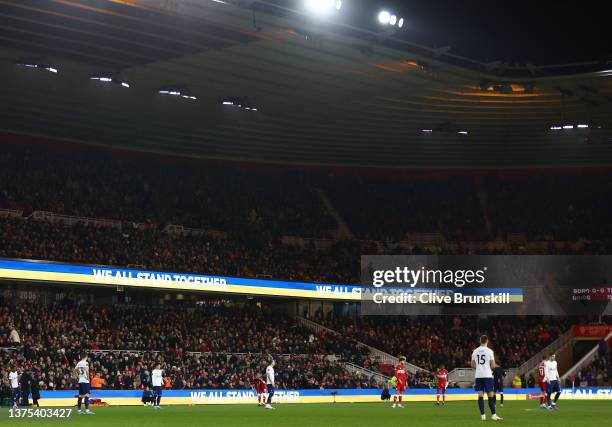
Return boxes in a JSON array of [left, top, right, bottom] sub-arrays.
[[378, 11, 390, 24], [389, 15, 397, 25], [305, 0, 341, 14], [398, 18, 404, 28]]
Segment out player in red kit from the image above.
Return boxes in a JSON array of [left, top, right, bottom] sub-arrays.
[[253, 377, 267, 406], [537, 356, 547, 409], [392, 356, 411, 408], [435, 365, 449, 405]]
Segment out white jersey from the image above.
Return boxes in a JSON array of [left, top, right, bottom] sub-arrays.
[[9, 371, 19, 388], [152, 369, 164, 387], [545, 360, 559, 381], [472, 345, 495, 378], [75, 360, 90, 383], [266, 365, 275, 386]]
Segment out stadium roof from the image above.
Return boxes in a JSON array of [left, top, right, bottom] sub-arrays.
[[0, 0, 611, 168]]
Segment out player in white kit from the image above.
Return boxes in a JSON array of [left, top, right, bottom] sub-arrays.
[[151, 363, 164, 409], [9, 367, 20, 408], [75, 354, 95, 415], [544, 354, 561, 410], [265, 359, 276, 410], [471, 335, 503, 421]]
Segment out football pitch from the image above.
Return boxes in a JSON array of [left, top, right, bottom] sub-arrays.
[[1, 401, 609, 427]]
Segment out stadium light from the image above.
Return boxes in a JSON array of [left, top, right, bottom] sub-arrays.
[[378, 11, 390, 24], [577, 124, 589, 128], [159, 87, 197, 100], [458, 130, 468, 135], [17, 61, 59, 74], [422, 129, 433, 133], [550, 126, 563, 130], [91, 75, 130, 88], [90, 76, 113, 82], [378, 10, 403, 27], [563, 125, 574, 129], [304, 0, 342, 15], [221, 98, 258, 111]]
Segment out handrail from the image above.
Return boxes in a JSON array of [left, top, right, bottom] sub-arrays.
[[296, 316, 428, 373], [562, 331, 612, 380]]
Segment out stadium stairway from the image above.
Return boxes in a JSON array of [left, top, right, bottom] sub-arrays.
[[344, 361, 390, 386], [315, 189, 354, 239], [295, 316, 428, 375], [446, 328, 575, 387], [505, 328, 575, 385], [561, 330, 612, 383]]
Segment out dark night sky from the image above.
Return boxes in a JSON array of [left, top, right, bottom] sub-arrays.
[[277, 1, 612, 65]]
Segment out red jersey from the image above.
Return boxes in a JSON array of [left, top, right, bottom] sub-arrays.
[[253, 378, 266, 393], [435, 368, 449, 384], [538, 361, 546, 381], [394, 364, 408, 384]]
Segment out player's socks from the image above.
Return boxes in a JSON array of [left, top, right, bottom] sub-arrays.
[[546, 392, 552, 406], [84, 397, 89, 410], [77, 397, 82, 411], [478, 396, 485, 416], [500, 393, 504, 406], [487, 396, 496, 415], [554, 392, 560, 404]]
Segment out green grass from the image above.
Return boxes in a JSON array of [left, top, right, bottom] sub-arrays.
[[1, 401, 608, 427]]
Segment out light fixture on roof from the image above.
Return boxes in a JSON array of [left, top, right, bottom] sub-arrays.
[[563, 125, 574, 129], [378, 11, 390, 24], [221, 98, 258, 111], [378, 10, 403, 27], [90, 75, 130, 88], [422, 129, 433, 133], [16, 60, 59, 74], [550, 126, 563, 130], [577, 124, 589, 128], [457, 130, 468, 135], [158, 87, 197, 100], [305, 0, 342, 15]]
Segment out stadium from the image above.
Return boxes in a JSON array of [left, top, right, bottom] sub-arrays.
[[0, 0, 611, 426]]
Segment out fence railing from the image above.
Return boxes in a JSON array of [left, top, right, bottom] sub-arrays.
[[506, 328, 575, 381], [448, 368, 475, 387], [344, 361, 389, 384], [296, 316, 427, 373], [562, 331, 612, 380]]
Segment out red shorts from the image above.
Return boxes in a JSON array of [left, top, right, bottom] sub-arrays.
[[538, 380, 547, 392], [255, 385, 266, 394], [437, 382, 447, 392], [396, 382, 407, 394]]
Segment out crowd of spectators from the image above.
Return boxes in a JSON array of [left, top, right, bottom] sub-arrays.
[[0, 298, 376, 392], [317, 314, 573, 371], [0, 218, 359, 284], [3, 143, 612, 246], [0, 145, 336, 238], [573, 338, 611, 386]]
